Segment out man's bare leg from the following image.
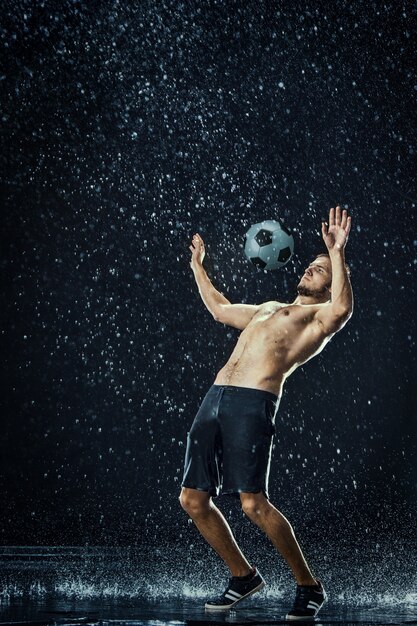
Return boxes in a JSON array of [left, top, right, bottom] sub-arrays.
[[179, 487, 252, 577], [240, 492, 318, 586]]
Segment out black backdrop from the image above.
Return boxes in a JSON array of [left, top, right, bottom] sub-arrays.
[[1, 1, 416, 552]]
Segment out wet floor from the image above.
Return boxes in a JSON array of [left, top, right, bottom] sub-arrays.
[[1, 547, 416, 625], [2, 595, 417, 626]]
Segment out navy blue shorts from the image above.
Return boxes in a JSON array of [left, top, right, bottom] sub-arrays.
[[181, 384, 280, 499]]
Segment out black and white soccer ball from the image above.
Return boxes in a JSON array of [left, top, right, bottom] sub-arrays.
[[244, 219, 294, 271]]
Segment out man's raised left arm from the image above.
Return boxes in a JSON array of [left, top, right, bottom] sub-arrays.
[[315, 205, 354, 334]]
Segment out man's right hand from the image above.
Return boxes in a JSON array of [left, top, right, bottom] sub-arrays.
[[189, 233, 206, 269]]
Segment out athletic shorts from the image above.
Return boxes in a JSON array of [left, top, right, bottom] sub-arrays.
[[181, 384, 280, 500]]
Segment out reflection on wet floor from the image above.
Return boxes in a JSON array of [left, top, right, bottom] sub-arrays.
[[0, 547, 416, 625]]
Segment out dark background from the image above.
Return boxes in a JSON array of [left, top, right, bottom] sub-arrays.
[[1, 0, 416, 552]]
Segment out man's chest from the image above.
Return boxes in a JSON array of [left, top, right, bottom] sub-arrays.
[[252, 303, 314, 333]]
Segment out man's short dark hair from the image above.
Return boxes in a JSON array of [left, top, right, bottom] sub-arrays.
[[314, 252, 351, 277]]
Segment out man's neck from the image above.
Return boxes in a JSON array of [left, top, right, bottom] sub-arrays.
[[292, 295, 331, 306]]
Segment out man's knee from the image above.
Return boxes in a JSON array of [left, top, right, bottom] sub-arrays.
[[240, 492, 269, 518], [179, 487, 211, 518]]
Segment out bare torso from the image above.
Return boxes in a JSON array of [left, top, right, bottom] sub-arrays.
[[214, 301, 333, 397]]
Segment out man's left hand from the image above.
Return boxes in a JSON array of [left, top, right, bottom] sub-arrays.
[[322, 205, 352, 252]]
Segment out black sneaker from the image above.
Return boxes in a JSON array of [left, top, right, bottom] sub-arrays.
[[285, 578, 327, 620], [205, 566, 265, 611]]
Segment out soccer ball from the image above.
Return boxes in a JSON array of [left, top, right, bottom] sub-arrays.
[[244, 219, 294, 271]]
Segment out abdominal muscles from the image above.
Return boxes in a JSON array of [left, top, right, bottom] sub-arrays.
[[214, 328, 289, 392]]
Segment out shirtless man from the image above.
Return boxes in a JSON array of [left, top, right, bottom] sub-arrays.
[[179, 206, 353, 621]]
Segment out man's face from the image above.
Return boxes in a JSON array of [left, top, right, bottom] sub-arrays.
[[297, 257, 332, 298]]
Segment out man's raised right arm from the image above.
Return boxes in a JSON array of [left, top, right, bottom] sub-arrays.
[[189, 233, 263, 330]]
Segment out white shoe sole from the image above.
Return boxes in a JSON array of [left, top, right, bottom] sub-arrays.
[[205, 580, 266, 611]]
